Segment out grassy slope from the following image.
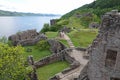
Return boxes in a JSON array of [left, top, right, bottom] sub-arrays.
[[24, 46, 51, 61], [37, 61, 69, 80], [46, 32, 58, 38], [68, 29, 98, 47], [59, 39, 69, 47]]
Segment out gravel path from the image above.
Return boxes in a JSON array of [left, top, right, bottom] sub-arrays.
[[56, 33, 88, 80]]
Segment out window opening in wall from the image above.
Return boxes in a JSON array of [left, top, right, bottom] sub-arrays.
[[110, 77, 120, 80], [105, 49, 117, 68]]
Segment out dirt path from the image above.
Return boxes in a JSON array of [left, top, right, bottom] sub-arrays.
[[63, 32, 75, 48], [56, 32, 88, 80]]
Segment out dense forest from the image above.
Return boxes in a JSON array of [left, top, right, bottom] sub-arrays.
[[41, 0, 120, 32], [0, 10, 59, 16]]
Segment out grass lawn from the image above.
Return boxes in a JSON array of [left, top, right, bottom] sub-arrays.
[[24, 46, 51, 61], [37, 61, 69, 80], [46, 32, 58, 38], [68, 29, 98, 47], [59, 39, 69, 47]]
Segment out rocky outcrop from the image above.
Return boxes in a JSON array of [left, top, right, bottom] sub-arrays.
[[9, 29, 47, 46], [48, 39, 66, 53]]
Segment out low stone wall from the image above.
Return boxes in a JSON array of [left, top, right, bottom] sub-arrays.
[[27, 56, 38, 80], [34, 53, 64, 69], [18, 34, 47, 46], [33, 48, 81, 80], [77, 64, 89, 80], [49, 48, 81, 80], [34, 48, 71, 68], [61, 60, 80, 74]]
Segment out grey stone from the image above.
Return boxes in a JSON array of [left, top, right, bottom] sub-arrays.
[[48, 39, 66, 53], [9, 29, 47, 46], [77, 10, 120, 80]]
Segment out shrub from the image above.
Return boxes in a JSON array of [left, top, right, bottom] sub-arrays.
[[40, 23, 50, 33], [0, 43, 29, 80], [35, 40, 50, 51]]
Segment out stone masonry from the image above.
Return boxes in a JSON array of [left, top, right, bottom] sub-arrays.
[[9, 29, 47, 46], [77, 10, 120, 80]]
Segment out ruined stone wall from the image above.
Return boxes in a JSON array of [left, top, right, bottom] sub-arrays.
[[48, 39, 66, 53], [34, 48, 79, 69], [9, 29, 47, 46], [88, 10, 120, 80], [50, 19, 57, 25], [34, 52, 64, 68]]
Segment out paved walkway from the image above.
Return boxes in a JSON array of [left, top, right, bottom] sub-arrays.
[[56, 32, 88, 80]]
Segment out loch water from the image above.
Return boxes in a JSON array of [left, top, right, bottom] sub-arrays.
[[0, 16, 60, 37]]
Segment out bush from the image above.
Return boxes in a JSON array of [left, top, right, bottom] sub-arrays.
[[0, 43, 29, 80], [35, 40, 50, 51], [40, 23, 50, 33]]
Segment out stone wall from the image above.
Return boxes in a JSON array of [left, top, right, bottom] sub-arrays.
[[32, 48, 80, 80], [87, 10, 120, 80], [9, 29, 47, 46], [34, 52, 64, 69], [77, 64, 89, 80], [27, 56, 38, 80], [50, 19, 57, 25], [48, 39, 66, 53], [49, 48, 80, 80], [34, 48, 77, 69]]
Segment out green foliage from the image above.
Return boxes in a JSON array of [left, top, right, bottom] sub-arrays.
[[57, 19, 69, 25], [0, 43, 28, 80], [59, 0, 120, 29], [7, 40, 13, 46], [41, 23, 64, 32], [35, 40, 50, 51], [0, 36, 7, 43], [41, 23, 50, 33]]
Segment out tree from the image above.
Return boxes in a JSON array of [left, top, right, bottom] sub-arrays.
[[0, 36, 7, 43], [35, 40, 50, 51], [40, 23, 50, 32], [0, 43, 28, 80]]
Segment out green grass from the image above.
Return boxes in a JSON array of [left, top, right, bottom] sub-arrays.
[[46, 32, 58, 38], [37, 61, 69, 80], [68, 29, 98, 47], [59, 39, 69, 47], [24, 46, 51, 61]]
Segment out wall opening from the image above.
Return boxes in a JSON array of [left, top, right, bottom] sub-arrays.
[[110, 77, 120, 80], [105, 49, 117, 68]]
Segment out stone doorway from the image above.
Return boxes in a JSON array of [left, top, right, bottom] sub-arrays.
[[105, 49, 117, 68]]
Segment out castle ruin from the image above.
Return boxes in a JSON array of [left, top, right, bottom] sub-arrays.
[[78, 10, 120, 80]]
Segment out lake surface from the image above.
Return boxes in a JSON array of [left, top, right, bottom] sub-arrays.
[[0, 16, 60, 37]]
